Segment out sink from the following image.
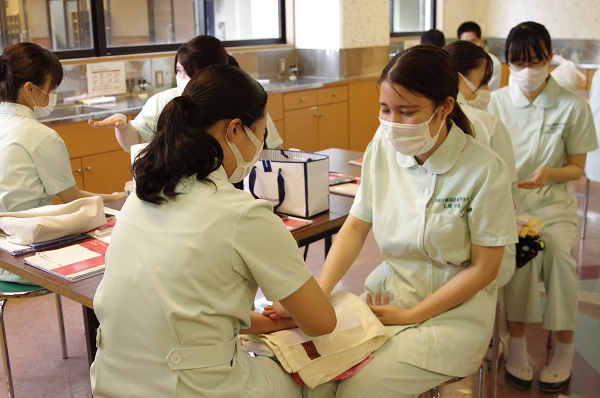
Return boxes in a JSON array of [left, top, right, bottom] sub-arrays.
[[258, 77, 334, 90], [48, 104, 112, 119]]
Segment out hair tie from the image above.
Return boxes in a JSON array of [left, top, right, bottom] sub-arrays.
[[0, 60, 6, 78], [180, 94, 193, 109]]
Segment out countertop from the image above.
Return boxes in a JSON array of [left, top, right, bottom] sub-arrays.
[[40, 76, 356, 125]]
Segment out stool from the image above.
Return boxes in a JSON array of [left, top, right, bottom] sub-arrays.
[[418, 358, 487, 398], [0, 281, 67, 398]]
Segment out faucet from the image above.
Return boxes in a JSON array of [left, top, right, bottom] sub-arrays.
[[277, 58, 286, 80], [289, 65, 298, 82]]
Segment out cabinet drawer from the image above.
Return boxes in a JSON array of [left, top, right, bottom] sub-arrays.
[[283, 90, 318, 111], [318, 85, 348, 105]]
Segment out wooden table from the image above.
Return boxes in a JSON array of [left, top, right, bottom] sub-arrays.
[[0, 147, 363, 364]]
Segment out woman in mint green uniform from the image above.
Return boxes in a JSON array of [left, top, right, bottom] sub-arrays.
[[488, 22, 597, 393], [292, 45, 517, 398]]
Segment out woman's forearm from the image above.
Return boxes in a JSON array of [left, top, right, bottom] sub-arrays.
[[317, 215, 372, 295], [240, 311, 297, 334]]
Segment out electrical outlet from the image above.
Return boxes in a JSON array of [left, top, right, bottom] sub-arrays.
[[155, 71, 164, 88]]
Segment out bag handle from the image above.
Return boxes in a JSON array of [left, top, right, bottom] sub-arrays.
[[248, 166, 286, 213]]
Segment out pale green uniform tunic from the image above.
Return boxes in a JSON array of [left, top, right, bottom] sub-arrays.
[[488, 77, 598, 330], [91, 167, 311, 397], [131, 87, 284, 148], [329, 124, 517, 397], [0, 102, 75, 284]]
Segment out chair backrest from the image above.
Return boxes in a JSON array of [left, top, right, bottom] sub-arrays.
[[587, 72, 600, 182]]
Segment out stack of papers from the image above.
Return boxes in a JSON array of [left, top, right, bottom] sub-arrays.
[[24, 239, 108, 282], [328, 172, 360, 197]]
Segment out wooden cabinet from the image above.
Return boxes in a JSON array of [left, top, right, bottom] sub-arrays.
[[267, 92, 285, 143], [45, 120, 132, 195], [283, 85, 348, 152], [348, 78, 380, 151]]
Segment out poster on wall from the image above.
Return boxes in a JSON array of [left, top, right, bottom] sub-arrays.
[[86, 61, 126, 97]]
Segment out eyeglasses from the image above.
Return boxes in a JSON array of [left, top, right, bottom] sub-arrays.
[[509, 59, 547, 70]]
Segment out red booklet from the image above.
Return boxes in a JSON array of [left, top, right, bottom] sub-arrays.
[[24, 239, 108, 282], [328, 173, 361, 197], [348, 158, 363, 166], [282, 216, 313, 232]]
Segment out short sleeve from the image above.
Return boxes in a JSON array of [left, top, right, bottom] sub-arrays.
[[350, 138, 378, 223], [32, 132, 75, 195], [131, 89, 178, 143], [468, 154, 518, 247], [265, 113, 284, 149], [565, 98, 598, 155], [232, 200, 312, 301]]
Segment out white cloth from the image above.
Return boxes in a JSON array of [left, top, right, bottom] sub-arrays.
[[131, 88, 284, 148], [91, 167, 312, 397], [488, 51, 502, 91], [242, 292, 387, 388], [352, 122, 517, 377], [0, 196, 105, 245], [0, 102, 75, 212]]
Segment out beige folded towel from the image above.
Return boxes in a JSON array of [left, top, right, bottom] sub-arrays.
[[0, 197, 106, 245], [250, 291, 387, 388]]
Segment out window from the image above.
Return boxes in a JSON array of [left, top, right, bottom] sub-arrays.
[[0, 0, 285, 59], [390, 0, 436, 36], [0, 0, 94, 55]]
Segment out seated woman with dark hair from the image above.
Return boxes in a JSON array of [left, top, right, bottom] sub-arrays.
[[90, 64, 336, 398]]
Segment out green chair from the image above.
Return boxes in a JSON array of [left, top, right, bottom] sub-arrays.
[[0, 281, 67, 398]]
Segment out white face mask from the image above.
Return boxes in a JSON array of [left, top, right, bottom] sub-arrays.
[[29, 85, 57, 118], [459, 73, 490, 110], [226, 125, 263, 183], [509, 65, 548, 92], [176, 77, 190, 94], [379, 108, 444, 156]]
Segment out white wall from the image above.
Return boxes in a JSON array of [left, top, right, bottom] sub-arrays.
[[341, 0, 389, 49], [295, 0, 389, 50], [441, 0, 600, 40]]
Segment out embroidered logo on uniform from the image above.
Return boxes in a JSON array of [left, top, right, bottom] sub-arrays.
[[544, 122, 567, 134], [434, 197, 469, 209]]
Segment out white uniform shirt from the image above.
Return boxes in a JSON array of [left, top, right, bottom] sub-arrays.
[[131, 87, 284, 148], [352, 123, 517, 376], [91, 167, 312, 397], [457, 92, 517, 182], [487, 51, 502, 91], [0, 102, 75, 212], [488, 77, 598, 223]]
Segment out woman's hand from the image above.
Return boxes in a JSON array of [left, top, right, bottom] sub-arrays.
[[516, 167, 549, 189], [88, 113, 128, 128], [262, 300, 290, 320], [367, 292, 418, 325], [104, 192, 127, 202]]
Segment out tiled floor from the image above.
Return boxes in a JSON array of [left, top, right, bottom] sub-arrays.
[[0, 176, 599, 398]]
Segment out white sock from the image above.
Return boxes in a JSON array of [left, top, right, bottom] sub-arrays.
[[547, 342, 574, 376], [507, 335, 531, 370]]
